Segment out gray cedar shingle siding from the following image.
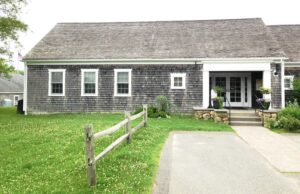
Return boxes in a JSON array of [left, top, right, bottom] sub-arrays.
[[27, 64, 203, 113], [25, 18, 285, 60], [271, 63, 282, 109]]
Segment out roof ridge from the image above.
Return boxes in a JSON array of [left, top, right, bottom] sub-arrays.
[[57, 18, 262, 25], [268, 24, 300, 27]]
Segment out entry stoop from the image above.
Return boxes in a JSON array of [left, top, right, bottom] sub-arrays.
[[230, 110, 262, 126]]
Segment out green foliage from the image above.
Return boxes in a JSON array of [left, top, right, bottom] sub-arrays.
[[155, 95, 171, 113], [0, 58, 15, 78], [132, 106, 143, 115], [278, 100, 300, 119], [271, 100, 300, 132], [259, 87, 272, 94], [0, 0, 27, 77], [147, 105, 168, 118], [0, 107, 232, 193], [292, 78, 300, 103], [277, 117, 300, 132], [213, 97, 223, 109], [213, 86, 224, 96]]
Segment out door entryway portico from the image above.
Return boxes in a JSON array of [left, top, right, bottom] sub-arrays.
[[202, 61, 273, 108], [210, 72, 252, 107]]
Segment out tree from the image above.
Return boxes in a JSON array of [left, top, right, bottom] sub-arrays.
[[0, 0, 27, 78], [292, 77, 300, 103]]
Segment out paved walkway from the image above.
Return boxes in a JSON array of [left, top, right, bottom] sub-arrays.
[[153, 132, 300, 194], [233, 126, 300, 173]]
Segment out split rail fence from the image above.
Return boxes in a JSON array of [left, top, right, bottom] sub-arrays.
[[84, 104, 148, 186]]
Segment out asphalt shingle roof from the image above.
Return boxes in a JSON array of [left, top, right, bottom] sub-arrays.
[[25, 18, 285, 60], [0, 74, 24, 93], [268, 25, 300, 62]]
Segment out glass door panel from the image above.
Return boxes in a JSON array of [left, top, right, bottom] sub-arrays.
[[230, 77, 241, 103]]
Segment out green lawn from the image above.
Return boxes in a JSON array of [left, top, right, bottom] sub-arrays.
[[0, 107, 232, 194]]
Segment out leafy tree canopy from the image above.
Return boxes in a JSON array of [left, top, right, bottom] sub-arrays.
[[0, 0, 27, 78]]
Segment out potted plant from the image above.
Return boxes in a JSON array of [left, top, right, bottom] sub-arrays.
[[256, 98, 271, 110], [258, 87, 272, 110], [213, 86, 224, 109], [213, 96, 224, 109]]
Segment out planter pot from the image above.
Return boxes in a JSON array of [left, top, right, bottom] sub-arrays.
[[213, 99, 221, 109], [261, 101, 270, 110]]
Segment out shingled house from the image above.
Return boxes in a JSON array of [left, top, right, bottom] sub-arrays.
[[0, 74, 23, 106], [22, 18, 299, 114]]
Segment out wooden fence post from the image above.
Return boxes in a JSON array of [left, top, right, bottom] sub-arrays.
[[84, 124, 96, 186], [125, 111, 132, 143], [143, 104, 148, 127]]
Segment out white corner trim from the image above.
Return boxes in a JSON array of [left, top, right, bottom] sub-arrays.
[[114, 69, 132, 97], [281, 60, 286, 108], [23, 63, 28, 114], [170, 73, 186, 89], [202, 70, 210, 108], [48, 69, 66, 96], [81, 69, 99, 96]]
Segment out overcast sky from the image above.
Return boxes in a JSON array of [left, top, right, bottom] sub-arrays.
[[19, 0, 300, 55]]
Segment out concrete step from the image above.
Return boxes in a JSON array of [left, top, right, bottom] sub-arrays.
[[230, 112, 257, 117], [230, 116, 261, 122], [230, 121, 262, 126]]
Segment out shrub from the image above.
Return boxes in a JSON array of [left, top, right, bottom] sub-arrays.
[[147, 105, 168, 118], [277, 117, 300, 132], [292, 78, 300, 103], [278, 100, 300, 119], [155, 95, 171, 113], [274, 100, 300, 132]]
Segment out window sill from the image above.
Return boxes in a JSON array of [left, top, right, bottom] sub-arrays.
[[49, 94, 65, 97], [81, 94, 98, 97], [171, 87, 186, 90], [114, 94, 131, 97]]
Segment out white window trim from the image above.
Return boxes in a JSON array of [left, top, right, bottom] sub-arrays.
[[48, 69, 66, 96], [171, 73, 186, 89], [81, 69, 99, 96], [13, 95, 19, 106], [114, 69, 132, 97], [284, 75, 294, 90]]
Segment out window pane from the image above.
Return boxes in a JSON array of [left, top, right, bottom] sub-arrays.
[[52, 83, 63, 94], [284, 79, 290, 88], [52, 72, 63, 83], [84, 72, 96, 83], [174, 77, 183, 87], [117, 72, 128, 83], [84, 83, 95, 93], [118, 83, 129, 94]]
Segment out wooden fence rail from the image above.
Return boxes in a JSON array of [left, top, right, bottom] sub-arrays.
[[84, 104, 148, 186]]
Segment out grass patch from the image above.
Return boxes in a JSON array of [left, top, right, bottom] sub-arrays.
[[0, 107, 232, 194]]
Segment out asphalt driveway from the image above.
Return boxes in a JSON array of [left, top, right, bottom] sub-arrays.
[[153, 132, 300, 194]]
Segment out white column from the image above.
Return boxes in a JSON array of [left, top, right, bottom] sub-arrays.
[[281, 60, 285, 108], [203, 70, 210, 108], [23, 63, 28, 115], [263, 69, 272, 101]]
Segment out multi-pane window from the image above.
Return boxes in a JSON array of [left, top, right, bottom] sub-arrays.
[[284, 76, 294, 90], [171, 73, 186, 89], [114, 69, 131, 96], [81, 69, 98, 96], [48, 69, 65, 96]]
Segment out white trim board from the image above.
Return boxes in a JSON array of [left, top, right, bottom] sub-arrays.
[[24, 57, 286, 65], [48, 69, 66, 96], [170, 73, 186, 89], [114, 69, 132, 97], [81, 69, 99, 96]]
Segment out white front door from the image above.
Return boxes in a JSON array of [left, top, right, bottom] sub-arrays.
[[211, 73, 252, 107]]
